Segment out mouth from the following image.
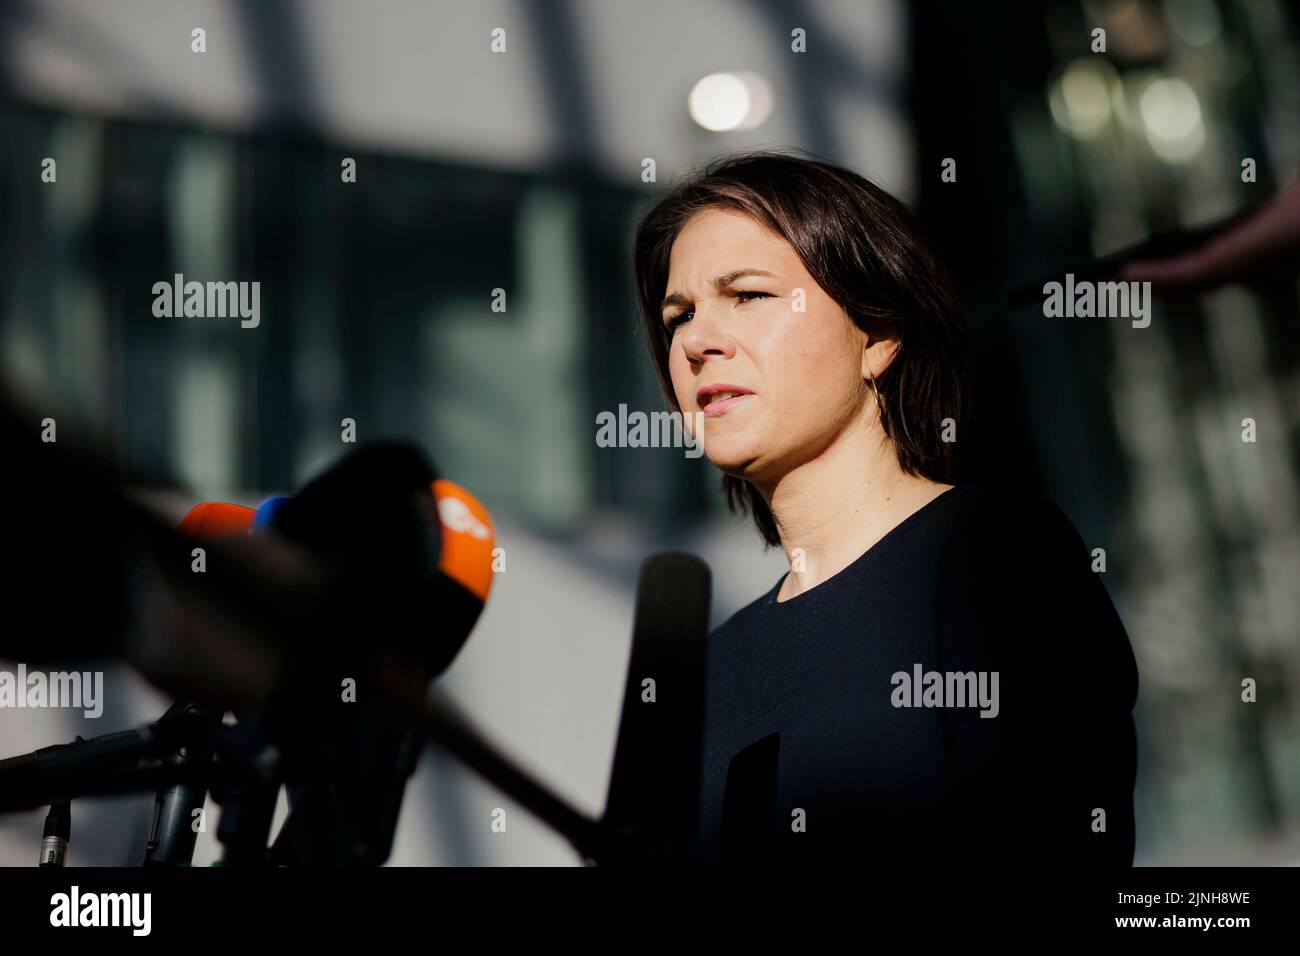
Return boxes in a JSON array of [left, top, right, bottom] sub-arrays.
[[696, 385, 755, 418]]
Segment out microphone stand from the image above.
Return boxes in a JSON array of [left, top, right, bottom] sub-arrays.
[[0, 636, 684, 866], [0, 665, 656, 865], [143, 702, 219, 866], [0, 704, 215, 813]]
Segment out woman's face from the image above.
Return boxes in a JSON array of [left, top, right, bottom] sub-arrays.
[[661, 208, 874, 483]]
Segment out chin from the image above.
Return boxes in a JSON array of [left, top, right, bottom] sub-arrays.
[[704, 443, 768, 478]]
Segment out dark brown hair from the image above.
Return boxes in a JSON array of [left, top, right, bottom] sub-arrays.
[[632, 147, 972, 548]]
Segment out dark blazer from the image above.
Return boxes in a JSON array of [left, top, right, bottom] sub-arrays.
[[694, 483, 1140, 865]]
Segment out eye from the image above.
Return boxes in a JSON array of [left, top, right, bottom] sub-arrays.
[[664, 291, 770, 334], [665, 310, 693, 332]]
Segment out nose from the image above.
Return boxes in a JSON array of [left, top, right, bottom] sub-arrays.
[[679, 303, 736, 364]]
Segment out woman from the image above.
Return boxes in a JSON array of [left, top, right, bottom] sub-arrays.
[[632, 149, 1139, 866]]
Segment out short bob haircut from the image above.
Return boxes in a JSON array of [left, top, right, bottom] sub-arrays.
[[632, 148, 972, 548]]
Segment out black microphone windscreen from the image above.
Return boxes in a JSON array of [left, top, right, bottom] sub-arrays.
[[602, 551, 711, 861]]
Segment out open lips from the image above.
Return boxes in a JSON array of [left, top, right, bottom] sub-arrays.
[[696, 384, 755, 417]]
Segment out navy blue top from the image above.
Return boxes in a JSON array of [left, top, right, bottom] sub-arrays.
[[694, 483, 1139, 865]]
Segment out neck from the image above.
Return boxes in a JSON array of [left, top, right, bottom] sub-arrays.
[[753, 413, 949, 600]]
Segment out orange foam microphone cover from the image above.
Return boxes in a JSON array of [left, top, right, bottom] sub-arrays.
[[431, 478, 495, 606], [177, 501, 257, 537]]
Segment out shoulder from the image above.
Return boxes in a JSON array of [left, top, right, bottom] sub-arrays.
[[934, 482, 1081, 533], [933, 484, 1111, 653], [935, 485, 1135, 685], [934, 483, 1091, 574]]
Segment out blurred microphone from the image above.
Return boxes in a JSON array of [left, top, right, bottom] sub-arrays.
[[368, 549, 714, 865], [134, 445, 493, 716], [250, 445, 498, 864], [598, 551, 710, 863], [259, 445, 495, 675]]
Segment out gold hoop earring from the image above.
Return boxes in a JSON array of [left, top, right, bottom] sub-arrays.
[[868, 373, 885, 420]]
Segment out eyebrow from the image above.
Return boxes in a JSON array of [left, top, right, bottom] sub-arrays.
[[660, 268, 777, 311]]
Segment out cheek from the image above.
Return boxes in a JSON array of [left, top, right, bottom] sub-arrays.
[[759, 311, 861, 411]]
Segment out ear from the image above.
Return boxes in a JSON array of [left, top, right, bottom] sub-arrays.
[[861, 336, 900, 381]]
